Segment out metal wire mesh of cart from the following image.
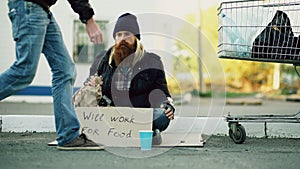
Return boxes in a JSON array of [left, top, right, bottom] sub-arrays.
[[218, 0, 300, 66]]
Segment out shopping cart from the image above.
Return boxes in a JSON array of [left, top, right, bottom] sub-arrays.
[[218, 0, 300, 143]]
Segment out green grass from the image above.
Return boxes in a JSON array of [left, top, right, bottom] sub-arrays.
[[191, 89, 257, 98]]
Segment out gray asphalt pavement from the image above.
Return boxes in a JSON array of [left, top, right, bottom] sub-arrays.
[[1, 132, 300, 169]]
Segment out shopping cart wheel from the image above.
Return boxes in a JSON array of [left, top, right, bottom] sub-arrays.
[[229, 124, 246, 144]]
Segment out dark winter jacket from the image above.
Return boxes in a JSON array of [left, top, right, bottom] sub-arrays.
[[25, 0, 94, 23], [97, 47, 172, 108]]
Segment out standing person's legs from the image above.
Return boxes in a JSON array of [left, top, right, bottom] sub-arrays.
[[2, 0, 101, 150], [0, 0, 44, 100], [41, 12, 79, 146]]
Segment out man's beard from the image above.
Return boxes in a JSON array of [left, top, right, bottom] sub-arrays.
[[113, 40, 136, 66]]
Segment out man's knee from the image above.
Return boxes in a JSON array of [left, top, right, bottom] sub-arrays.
[[153, 109, 170, 132], [13, 71, 35, 85]]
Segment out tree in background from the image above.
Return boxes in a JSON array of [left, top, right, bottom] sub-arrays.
[[222, 60, 274, 93], [280, 65, 300, 95], [170, 1, 299, 95]]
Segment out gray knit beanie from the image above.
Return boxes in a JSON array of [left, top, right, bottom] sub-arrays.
[[113, 13, 141, 40]]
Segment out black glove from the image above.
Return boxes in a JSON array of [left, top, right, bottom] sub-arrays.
[[162, 98, 175, 113], [98, 95, 112, 106]]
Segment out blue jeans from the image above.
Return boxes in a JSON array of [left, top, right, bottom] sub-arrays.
[[153, 108, 170, 132], [0, 0, 79, 146]]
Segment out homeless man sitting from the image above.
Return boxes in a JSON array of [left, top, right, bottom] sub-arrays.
[[84, 13, 175, 145]]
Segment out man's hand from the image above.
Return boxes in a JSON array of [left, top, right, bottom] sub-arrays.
[[86, 17, 103, 44], [161, 98, 175, 120], [164, 107, 174, 120]]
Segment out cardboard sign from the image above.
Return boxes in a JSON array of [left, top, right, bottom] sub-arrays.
[[75, 107, 153, 147]]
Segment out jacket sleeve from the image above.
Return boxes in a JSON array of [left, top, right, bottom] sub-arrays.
[[89, 51, 106, 76], [67, 0, 95, 23], [154, 59, 175, 112], [151, 55, 172, 98], [82, 51, 106, 85], [155, 65, 172, 98]]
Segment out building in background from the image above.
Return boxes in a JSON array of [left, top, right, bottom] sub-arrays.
[[0, 0, 205, 102]]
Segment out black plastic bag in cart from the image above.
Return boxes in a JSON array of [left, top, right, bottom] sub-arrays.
[[252, 10, 300, 61]]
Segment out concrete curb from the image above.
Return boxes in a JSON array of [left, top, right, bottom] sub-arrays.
[[1, 115, 300, 138], [1, 115, 55, 132]]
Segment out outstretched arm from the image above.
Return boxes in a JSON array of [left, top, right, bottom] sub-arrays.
[[86, 17, 103, 44], [67, 0, 103, 44]]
